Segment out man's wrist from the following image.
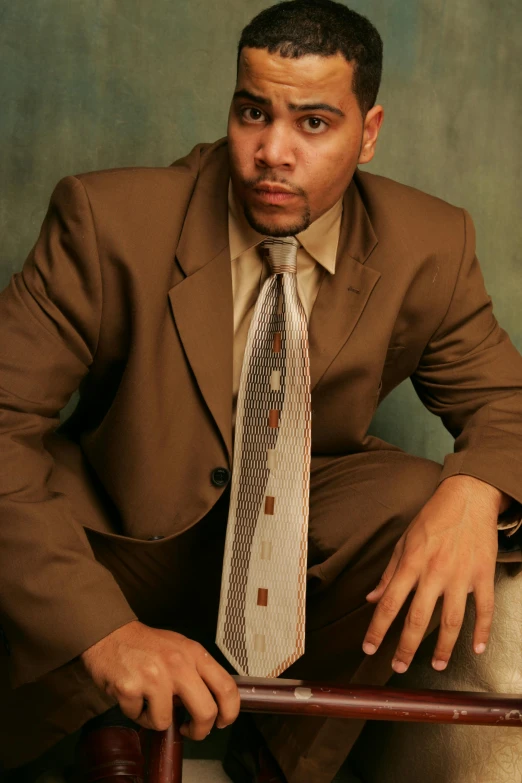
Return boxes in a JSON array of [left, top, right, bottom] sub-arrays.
[[439, 474, 512, 514]]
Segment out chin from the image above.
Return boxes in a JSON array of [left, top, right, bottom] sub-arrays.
[[244, 203, 312, 238]]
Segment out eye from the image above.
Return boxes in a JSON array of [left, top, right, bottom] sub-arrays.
[[301, 117, 328, 134], [241, 107, 266, 123]]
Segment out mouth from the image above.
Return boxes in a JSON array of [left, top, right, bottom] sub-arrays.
[[252, 183, 299, 205]]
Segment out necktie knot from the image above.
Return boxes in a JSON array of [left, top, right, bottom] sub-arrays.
[[260, 237, 299, 275]]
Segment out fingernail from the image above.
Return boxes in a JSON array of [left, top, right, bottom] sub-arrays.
[[432, 659, 448, 671], [363, 642, 377, 654], [475, 643, 486, 654], [392, 659, 408, 674]]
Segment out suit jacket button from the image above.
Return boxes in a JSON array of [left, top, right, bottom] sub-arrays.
[[148, 535, 165, 541], [211, 467, 231, 487]]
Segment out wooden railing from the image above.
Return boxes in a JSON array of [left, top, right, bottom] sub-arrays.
[[141, 676, 522, 783]]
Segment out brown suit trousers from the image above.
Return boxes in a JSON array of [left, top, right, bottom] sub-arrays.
[[0, 446, 443, 783]]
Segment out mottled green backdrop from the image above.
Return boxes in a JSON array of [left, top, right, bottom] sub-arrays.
[[1, 0, 521, 462]]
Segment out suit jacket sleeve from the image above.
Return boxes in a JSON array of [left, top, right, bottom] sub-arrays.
[[411, 208, 522, 507], [0, 176, 137, 688]]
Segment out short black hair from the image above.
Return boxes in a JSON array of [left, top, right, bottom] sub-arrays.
[[237, 0, 383, 116]]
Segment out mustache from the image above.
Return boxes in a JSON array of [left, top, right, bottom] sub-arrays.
[[242, 176, 306, 197]]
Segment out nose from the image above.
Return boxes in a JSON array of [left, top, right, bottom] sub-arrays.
[[254, 122, 296, 170]]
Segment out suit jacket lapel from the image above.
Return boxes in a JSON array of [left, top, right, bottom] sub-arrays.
[[309, 173, 381, 391], [168, 146, 234, 460]]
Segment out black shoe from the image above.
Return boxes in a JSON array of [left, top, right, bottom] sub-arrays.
[[222, 714, 286, 783]]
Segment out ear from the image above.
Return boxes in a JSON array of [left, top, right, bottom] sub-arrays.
[[358, 105, 384, 165]]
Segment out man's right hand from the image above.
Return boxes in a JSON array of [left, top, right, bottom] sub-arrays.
[[80, 620, 240, 739]]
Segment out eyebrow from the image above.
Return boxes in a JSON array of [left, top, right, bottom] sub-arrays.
[[233, 88, 345, 118]]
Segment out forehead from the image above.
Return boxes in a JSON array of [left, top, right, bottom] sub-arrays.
[[237, 47, 355, 103]]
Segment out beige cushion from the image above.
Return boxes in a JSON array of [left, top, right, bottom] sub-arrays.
[[351, 564, 522, 783]]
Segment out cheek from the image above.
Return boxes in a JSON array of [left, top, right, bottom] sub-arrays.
[[302, 151, 355, 212], [305, 152, 346, 192], [229, 132, 255, 173], [313, 144, 357, 186], [228, 142, 246, 177]]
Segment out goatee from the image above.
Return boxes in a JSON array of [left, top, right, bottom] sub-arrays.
[[243, 202, 312, 237]]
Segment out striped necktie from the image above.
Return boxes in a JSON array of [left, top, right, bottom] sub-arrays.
[[216, 236, 311, 677]]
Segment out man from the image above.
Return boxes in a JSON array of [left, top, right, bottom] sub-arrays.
[[1, 1, 521, 782]]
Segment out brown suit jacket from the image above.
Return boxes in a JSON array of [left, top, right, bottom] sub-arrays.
[[1, 136, 522, 689]]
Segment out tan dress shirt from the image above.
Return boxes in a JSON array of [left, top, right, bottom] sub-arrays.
[[228, 180, 343, 416]]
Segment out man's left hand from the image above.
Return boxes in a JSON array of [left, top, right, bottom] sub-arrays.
[[362, 475, 507, 673]]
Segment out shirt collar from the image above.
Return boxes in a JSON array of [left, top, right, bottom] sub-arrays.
[[228, 180, 342, 274]]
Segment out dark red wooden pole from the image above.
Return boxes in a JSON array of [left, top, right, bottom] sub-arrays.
[[231, 676, 522, 727], [145, 706, 184, 783], [167, 676, 522, 727]]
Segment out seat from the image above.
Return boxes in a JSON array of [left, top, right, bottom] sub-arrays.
[[350, 561, 522, 783]]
